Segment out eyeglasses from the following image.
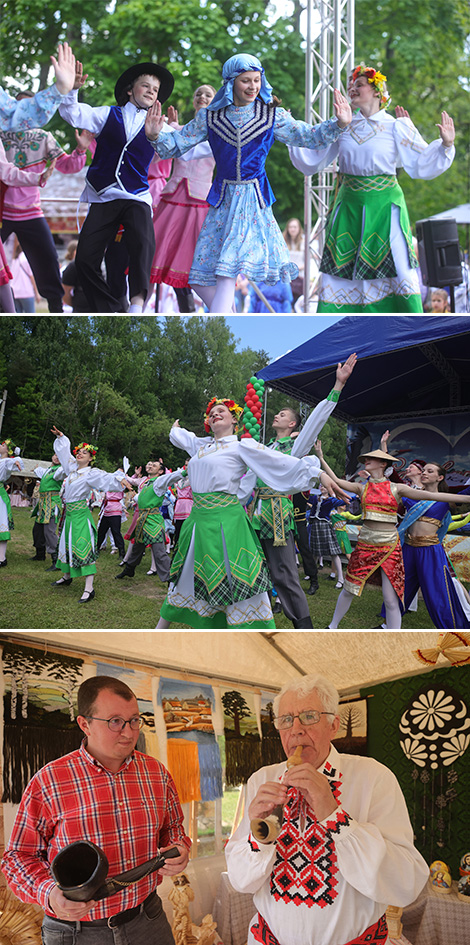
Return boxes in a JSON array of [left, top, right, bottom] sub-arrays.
[[273, 710, 335, 731], [86, 716, 144, 732]]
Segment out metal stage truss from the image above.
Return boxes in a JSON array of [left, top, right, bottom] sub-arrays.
[[303, 0, 355, 310]]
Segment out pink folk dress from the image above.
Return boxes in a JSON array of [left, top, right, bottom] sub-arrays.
[[150, 125, 215, 288]]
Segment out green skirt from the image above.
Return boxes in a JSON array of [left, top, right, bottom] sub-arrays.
[[318, 174, 423, 312], [160, 492, 275, 629], [0, 484, 14, 541], [58, 500, 97, 577]]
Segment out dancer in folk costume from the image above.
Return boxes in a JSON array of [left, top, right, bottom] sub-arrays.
[[153, 399, 347, 630], [50, 426, 133, 603], [0, 439, 23, 566], [115, 458, 170, 583], [315, 444, 470, 629], [58, 60, 175, 312], [0, 42, 77, 312], [145, 53, 352, 312], [289, 64, 455, 312], [150, 84, 216, 311], [31, 452, 65, 569], [245, 354, 357, 627], [379, 462, 470, 630]]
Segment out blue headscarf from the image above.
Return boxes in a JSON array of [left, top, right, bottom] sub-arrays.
[[207, 54, 273, 110]]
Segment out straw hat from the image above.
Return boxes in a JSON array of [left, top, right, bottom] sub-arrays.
[[358, 448, 398, 464]]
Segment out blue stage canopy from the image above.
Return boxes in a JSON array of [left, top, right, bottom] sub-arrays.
[[257, 316, 470, 421]]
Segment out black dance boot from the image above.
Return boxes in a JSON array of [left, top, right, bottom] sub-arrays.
[[31, 549, 46, 561], [45, 551, 59, 572]]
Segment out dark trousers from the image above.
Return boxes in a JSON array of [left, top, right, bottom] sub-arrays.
[[126, 539, 170, 582], [33, 520, 58, 555], [1, 217, 63, 311], [97, 515, 125, 557], [296, 519, 319, 586], [260, 532, 313, 628], [76, 200, 155, 311]]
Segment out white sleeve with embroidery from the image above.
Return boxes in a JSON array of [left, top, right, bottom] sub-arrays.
[[225, 766, 280, 894], [323, 758, 429, 906], [394, 117, 455, 179], [169, 425, 212, 456]]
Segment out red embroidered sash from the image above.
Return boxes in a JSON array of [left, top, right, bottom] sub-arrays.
[[251, 911, 388, 945]]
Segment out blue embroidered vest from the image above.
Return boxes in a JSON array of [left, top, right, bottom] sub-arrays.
[[206, 101, 276, 209], [86, 106, 154, 196]]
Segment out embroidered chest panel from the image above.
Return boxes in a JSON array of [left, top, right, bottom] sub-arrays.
[[270, 765, 343, 908], [207, 100, 274, 149]]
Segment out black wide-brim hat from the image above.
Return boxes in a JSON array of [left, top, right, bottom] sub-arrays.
[[114, 62, 174, 105]]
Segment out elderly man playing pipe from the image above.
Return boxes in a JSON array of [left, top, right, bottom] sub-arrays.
[[225, 674, 428, 945]]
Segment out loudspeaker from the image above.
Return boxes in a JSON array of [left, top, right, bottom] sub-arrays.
[[415, 218, 462, 287]]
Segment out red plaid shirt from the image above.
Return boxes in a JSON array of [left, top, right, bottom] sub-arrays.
[[1, 740, 191, 919]]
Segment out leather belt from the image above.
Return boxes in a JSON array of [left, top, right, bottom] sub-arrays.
[[57, 890, 156, 929]]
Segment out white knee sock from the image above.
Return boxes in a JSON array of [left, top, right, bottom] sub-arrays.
[[0, 540, 7, 562], [381, 572, 402, 629], [329, 587, 354, 628]]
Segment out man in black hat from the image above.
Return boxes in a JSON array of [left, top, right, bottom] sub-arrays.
[[59, 62, 174, 312]]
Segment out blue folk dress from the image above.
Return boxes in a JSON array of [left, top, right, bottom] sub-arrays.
[[154, 102, 343, 286]]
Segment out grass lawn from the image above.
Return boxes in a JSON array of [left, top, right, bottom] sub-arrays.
[[1, 507, 441, 630]]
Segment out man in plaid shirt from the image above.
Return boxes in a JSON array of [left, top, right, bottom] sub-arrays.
[[2, 675, 191, 944]]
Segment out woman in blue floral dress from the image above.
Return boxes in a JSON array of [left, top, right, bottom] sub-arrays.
[[145, 53, 352, 312]]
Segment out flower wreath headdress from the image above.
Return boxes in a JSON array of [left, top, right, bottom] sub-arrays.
[[351, 63, 391, 109], [73, 442, 98, 464], [204, 397, 244, 433], [1, 438, 16, 456]]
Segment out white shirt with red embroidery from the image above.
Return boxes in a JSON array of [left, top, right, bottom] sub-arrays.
[[225, 745, 428, 945]]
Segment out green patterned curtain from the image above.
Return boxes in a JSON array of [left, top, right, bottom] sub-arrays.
[[361, 665, 470, 876]]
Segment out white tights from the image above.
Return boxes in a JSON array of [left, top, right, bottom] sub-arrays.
[[192, 277, 235, 313], [329, 571, 402, 629], [0, 540, 7, 562]]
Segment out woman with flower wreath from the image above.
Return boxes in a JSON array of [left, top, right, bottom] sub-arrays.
[[0, 439, 24, 567], [50, 426, 133, 603], [154, 398, 343, 629], [289, 64, 455, 312]]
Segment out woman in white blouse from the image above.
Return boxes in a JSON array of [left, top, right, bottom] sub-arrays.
[[154, 399, 343, 630], [50, 426, 133, 603], [289, 64, 455, 312]]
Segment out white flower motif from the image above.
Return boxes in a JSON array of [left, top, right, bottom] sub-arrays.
[[400, 738, 428, 767], [409, 689, 456, 733], [440, 733, 470, 766]]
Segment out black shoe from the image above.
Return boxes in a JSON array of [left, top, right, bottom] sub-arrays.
[[0, 559, 7, 568], [307, 582, 318, 595], [45, 562, 60, 571], [79, 589, 95, 603], [115, 567, 135, 579], [272, 601, 282, 614], [51, 578, 72, 586], [31, 552, 46, 561]]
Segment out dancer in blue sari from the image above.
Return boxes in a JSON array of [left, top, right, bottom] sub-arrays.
[[388, 462, 470, 629]]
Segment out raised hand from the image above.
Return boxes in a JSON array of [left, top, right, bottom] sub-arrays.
[[335, 352, 357, 387], [333, 89, 352, 129], [395, 105, 410, 120], [145, 100, 164, 141], [73, 60, 89, 90], [51, 425, 64, 437], [437, 111, 455, 147], [167, 105, 178, 124], [75, 128, 95, 151], [50, 42, 76, 96]]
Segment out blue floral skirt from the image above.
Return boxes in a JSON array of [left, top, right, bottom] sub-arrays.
[[189, 183, 298, 286]]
